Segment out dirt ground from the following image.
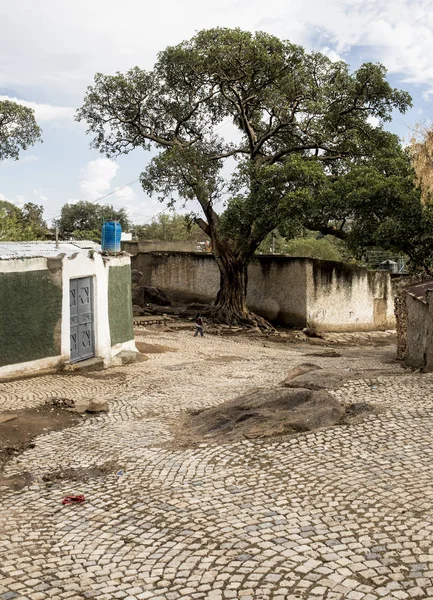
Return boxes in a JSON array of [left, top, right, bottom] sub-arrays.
[[0, 403, 85, 489]]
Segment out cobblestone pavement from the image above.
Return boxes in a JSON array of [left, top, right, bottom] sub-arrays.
[[1, 330, 433, 600]]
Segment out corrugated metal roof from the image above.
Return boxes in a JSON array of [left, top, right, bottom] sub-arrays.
[[405, 280, 433, 304], [0, 241, 101, 260]]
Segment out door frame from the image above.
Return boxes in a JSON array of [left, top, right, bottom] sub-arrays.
[[69, 275, 95, 363]]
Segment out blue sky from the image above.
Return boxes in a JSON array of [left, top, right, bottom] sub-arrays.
[[0, 0, 432, 226]]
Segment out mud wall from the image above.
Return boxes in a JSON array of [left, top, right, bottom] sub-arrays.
[[123, 240, 198, 255], [132, 252, 396, 331], [0, 253, 135, 378], [306, 261, 395, 332], [0, 265, 62, 367], [108, 264, 134, 345], [248, 256, 307, 326]]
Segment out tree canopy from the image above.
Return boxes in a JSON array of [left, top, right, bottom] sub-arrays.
[[0, 100, 42, 161], [0, 200, 48, 241], [57, 201, 131, 242], [317, 148, 433, 276], [77, 27, 413, 325], [133, 213, 208, 242]]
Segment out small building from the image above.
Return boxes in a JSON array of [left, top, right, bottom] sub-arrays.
[[379, 259, 399, 274], [402, 280, 433, 371], [0, 241, 136, 378]]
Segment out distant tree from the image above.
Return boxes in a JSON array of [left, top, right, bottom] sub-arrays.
[[77, 27, 412, 326], [133, 213, 208, 242], [57, 201, 131, 241], [259, 230, 344, 261], [0, 100, 42, 161], [0, 199, 48, 241]]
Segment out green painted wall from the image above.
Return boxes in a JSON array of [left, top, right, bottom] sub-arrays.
[[108, 264, 134, 346], [0, 269, 63, 367]]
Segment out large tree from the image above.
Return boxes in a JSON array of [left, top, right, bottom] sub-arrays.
[[0, 100, 42, 161], [57, 201, 131, 242], [77, 28, 412, 326]]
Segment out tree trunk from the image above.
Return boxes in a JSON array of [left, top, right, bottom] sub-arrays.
[[205, 250, 272, 330], [194, 209, 272, 329]]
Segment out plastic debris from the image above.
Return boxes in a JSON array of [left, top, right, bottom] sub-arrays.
[[62, 494, 85, 505]]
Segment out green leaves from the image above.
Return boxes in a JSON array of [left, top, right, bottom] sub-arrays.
[[0, 100, 42, 161], [133, 213, 207, 242], [57, 202, 131, 239], [0, 201, 47, 241], [77, 27, 413, 260]]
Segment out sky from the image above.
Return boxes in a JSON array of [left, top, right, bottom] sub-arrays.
[[1, 0, 433, 226]]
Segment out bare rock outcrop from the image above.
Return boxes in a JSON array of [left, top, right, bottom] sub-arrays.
[[180, 387, 345, 442]]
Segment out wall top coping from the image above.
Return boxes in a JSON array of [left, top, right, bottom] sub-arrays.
[[0, 240, 100, 260], [404, 279, 433, 304], [136, 250, 390, 275]]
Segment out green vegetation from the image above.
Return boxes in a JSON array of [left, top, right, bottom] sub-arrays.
[[0, 99, 42, 161], [0, 200, 49, 241], [77, 27, 412, 325], [259, 232, 345, 262], [56, 201, 131, 242], [133, 213, 208, 242]]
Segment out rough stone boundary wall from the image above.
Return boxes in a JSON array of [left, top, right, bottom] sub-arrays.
[[131, 251, 396, 331], [403, 290, 433, 371]]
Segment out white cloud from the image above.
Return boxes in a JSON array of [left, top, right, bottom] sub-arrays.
[[0, 192, 26, 208], [14, 194, 26, 208], [367, 115, 380, 128], [0, 95, 74, 122], [4, 0, 433, 108], [321, 47, 343, 62], [76, 159, 151, 223], [2, 1, 433, 108], [79, 158, 119, 201], [114, 185, 137, 204], [33, 188, 48, 201], [21, 154, 41, 163], [0, 154, 41, 168]]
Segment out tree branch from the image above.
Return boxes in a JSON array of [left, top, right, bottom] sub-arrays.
[[195, 217, 211, 236]]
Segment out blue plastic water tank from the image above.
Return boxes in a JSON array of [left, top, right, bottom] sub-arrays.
[[101, 220, 122, 253]]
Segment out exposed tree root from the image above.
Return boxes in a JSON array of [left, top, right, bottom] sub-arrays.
[[201, 304, 275, 332]]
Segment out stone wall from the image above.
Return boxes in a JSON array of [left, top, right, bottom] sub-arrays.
[[404, 291, 433, 371], [131, 251, 396, 331]]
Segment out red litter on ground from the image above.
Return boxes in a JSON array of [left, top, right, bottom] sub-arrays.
[[62, 495, 85, 505]]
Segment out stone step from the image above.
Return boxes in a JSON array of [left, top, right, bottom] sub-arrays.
[[63, 357, 105, 373]]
